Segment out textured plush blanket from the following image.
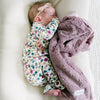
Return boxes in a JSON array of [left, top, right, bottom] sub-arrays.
[[49, 16, 94, 100]]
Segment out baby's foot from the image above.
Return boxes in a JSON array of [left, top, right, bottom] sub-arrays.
[[45, 89, 61, 96]]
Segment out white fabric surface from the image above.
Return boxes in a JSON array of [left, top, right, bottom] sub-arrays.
[[0, 0, 99, 100], [88, 0, 100, 100]]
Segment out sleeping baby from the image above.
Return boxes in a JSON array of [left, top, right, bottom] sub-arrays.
[[22, 1, 65, 96]]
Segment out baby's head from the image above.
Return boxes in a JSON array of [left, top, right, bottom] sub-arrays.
[[28, 1, 56, 26]]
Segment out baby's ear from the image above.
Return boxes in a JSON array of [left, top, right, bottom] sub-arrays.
[[35, 16, 41, 22]]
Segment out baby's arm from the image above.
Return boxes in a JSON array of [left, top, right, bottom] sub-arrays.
[[35, 17, 60, 41], [44, 17, 60, 40], [33, 17, 60, 50]]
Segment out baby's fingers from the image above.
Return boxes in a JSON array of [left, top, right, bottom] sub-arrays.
[[37, 44, 44, 51]]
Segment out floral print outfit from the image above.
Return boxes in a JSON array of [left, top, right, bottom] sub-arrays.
[[22, 18, 65, 94]]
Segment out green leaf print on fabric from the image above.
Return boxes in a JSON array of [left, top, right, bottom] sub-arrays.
[[35, 26, 38, 29], [28, 65, 31, 68], [29, 42, 32, 45], [38, 34, 40, 37], [43, 40, 45, 44], [28, 49, 30, 52], [37, 78, 40, 80], [30, 34, 33, 36], [44, 70, 47, 73], [31, 59, 34, 63], [41, 59, 43, 62], [32, 65, 34, 69], [31, 53, 34, 55], [35, 71, 37, 74], [48, 68, 51, 71], [39, 73, 42, 77]]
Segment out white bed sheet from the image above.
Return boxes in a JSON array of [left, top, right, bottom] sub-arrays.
[[88, 0, 100, 100], [0, 0, 99, 100]]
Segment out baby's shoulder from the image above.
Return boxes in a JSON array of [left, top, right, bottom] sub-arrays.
[[30, 22, 45, 34], [32, 22, 45, 28]]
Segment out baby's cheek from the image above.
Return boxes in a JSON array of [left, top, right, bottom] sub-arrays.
[[51, 7, 55, 15], [46, 16, 52, 22], [48, 18, 53, 23]]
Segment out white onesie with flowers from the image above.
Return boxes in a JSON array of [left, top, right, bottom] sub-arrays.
[[22, 17, 65, 94]]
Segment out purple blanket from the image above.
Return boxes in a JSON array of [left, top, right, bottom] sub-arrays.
[[49, 16, 94, 100]]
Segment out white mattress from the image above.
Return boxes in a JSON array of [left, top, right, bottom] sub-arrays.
[[0, 0, 99, 100]]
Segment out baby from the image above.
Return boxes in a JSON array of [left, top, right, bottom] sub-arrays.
[[22, 1, 65, 96]]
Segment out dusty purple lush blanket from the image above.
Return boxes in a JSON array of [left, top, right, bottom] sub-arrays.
[[49, 16, 94, 100]]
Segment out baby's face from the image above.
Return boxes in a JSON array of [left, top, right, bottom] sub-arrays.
[[41, 6, 56, 25]]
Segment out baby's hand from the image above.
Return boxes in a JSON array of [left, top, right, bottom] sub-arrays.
[[36, 41, 44, 51]]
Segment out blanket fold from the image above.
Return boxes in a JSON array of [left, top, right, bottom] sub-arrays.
[[49, 16, 94, 100]]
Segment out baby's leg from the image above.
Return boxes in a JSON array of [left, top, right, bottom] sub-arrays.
[[23, 56, 61, 96], [39, 56, 65, 96], [23, 57, 47, 87]]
